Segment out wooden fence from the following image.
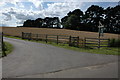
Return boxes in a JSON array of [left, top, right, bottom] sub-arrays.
[[85, 38, 110, 48], [69, 36, 85, 47], [21, 32, 109, 48], [22, 32, 70, 44]]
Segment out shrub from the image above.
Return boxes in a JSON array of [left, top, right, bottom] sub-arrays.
[[109, 38, 120, 47]]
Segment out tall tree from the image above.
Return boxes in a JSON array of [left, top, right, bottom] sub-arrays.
[[23, 19, 35, 27], [43, 17, 61, 28], [84, 5, 104, 32], [104, 5, 120, 33], [61, 16, 68, 28], [34, 18, 43, 28], [66, 15, 80, 30], [61, 9, 83, 30], [52, 17, 61, 28]]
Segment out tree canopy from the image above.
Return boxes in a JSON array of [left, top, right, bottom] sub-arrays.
[[21, 5, 120, 34], [61, 9, 83, 30], [22, 17, 61, 29]]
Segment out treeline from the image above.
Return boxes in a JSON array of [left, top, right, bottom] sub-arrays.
[[21, 5, 120, 34], [22, 17, 61, 28]]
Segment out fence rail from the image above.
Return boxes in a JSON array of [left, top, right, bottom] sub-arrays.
[[21, 32, 109, 48], [85, 38, 109, 48]]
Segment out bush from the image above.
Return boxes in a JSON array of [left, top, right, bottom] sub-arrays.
[[109, 38, 120, 47]]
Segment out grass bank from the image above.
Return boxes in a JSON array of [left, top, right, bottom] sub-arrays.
[[4, 42, 13, 55], [5, 35, 119, 55], [0, 42, 13, 57]]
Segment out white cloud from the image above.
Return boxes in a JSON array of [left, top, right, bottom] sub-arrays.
[[28, 0, 43, 9], [16, 2, 24, 8], [2, 13, 12, 21], [2, 0, 118, 27], [0, 6, 45, 26], [43, 2, 83, 18], [0, 2, 5, 7], [0, 0, 84, 27]]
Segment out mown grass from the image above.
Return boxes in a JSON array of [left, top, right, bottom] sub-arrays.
[[5, 35, 119, 55]]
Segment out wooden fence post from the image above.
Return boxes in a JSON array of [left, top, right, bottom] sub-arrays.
[[22, 32, 24, 39], [84, 37, 86, 47], [69, 36, 71, 46], [29, 33, 32, 40], [2, 32, 6, 57], [77, 36, 79, 47], [46, 35, 48, 43], [57, 35, 59, 44], [36, 34, 39, 41], [98, 38, 100, 49], [108, 39, 110, 47]]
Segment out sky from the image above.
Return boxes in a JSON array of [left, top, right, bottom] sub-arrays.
[[0, 0, 119, 27]]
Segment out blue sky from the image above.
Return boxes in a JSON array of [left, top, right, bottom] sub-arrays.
[[0, 0, 119, 27]]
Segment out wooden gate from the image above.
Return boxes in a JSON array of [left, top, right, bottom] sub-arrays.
[[22, 32, 31, 40], [69, 36, 79, 47]]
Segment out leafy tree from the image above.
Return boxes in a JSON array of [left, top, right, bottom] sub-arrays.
[[23, 17, 61, 28], [84, 5, 104, 32], [104, 5, 120, 34], [52, 17, 61, 28], [34, 18, 43, 28], [61, 16, 68, 28], [23, 19, 35, 27], [43, 17, 60, 28], [66, 15, 80, 30], [68, 9, 83, 17], [61, 9, 83, 30], [43, 17, 52, 28]]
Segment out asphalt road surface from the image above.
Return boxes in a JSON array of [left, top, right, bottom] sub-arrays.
[[2, 37, 119, 78]]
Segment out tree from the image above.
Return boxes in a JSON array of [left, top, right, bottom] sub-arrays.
[[61, 16, 68, 28], [23, 19, 35, 27], [104, 5, 120, 33], [52, 17, 61, 28], [34, 18, 43, 28], [66, 15, 80, 30], [84, 5, 104, 32], [61, 9, 83, 30], [69, 9, 83, 17]]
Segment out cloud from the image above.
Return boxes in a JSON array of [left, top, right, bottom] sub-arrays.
[[0, 2, 5, 7], [0, 7, 46, 26], [28, 0, 43, 9], [43, 2, 83, 18], [0, 0, 118, 27], [0, 1, 84, 27], [2, 13, 12, 21], [16, 2, 25, 8], [2, 8, 33, 20]]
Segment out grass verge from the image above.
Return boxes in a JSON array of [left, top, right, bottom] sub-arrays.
[[5, 35, 119, 55], [0, 42, 13, 57], [46, 42, 119, 55], [4, 42, 13, 55]]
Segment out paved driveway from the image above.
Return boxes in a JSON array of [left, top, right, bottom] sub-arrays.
[[2, 37, 118, 78]]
